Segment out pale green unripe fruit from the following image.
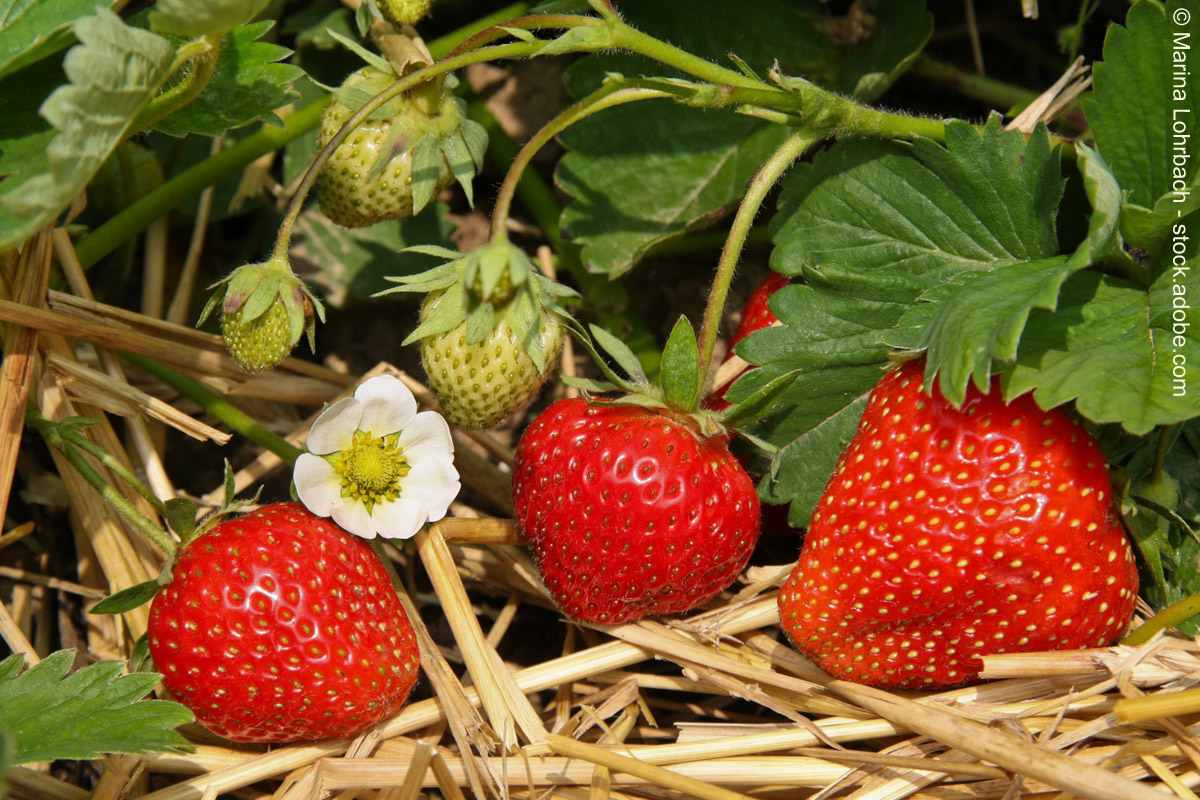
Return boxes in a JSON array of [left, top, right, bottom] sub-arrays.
[[418, 291, 562, 430]]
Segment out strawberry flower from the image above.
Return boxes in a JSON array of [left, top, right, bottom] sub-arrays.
[[294, 375, 459, 539]]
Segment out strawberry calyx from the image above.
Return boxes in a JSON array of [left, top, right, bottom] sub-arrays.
[[199, 254, 325, 373], [321, 28, 488, 216], [559, 311, 800, 444], [381, 236, 578, 376]]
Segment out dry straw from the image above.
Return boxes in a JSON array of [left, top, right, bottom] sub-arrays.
[[6, 244, 1200, 800]]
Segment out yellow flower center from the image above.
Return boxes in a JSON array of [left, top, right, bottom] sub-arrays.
[[330, 430, 410, 512]]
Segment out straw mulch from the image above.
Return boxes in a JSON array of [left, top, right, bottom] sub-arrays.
[[4, 232, 1200, 800]]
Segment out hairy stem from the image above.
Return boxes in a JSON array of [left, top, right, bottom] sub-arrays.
[[696, 129, 823, 397], [130, 38, 219, 137], [489, 83, 672, 238], [26, 408, 176, 555]]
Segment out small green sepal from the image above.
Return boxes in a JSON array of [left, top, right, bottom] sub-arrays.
[[659, 315, 701, 412]]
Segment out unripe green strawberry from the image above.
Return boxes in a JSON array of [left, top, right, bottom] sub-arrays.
[[419, 289, 562, 429], [222, 296, 297, 373], [315, 66, 472, 229], [200, 257, 324, 374], [379, 0, 434, 26]]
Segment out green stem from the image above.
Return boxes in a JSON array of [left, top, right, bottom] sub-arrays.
[[427, 2, 535, 59], [911, 54, 1036, 111], [1150, 425, 1174, 482], [130, 39, 219, 137], [489, 83, 673, 239], [75, 98, 329, 270], [122, 352, 303, 465], [1123, 589, 1200, 645], [696, 128, 823, 397], [56, 427, 166, 516], [25, 408, 176, 555], [608, 22, 767, 93]]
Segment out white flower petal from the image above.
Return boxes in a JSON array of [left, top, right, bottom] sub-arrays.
[[396, 411, 454, 460], [294, 454, 341, 517], [306, 397, 363, 454], [328, 495, 377, 540], [355, 375, 417, 436], [370, 498, 428, 540], [402, 456, 460, 523]]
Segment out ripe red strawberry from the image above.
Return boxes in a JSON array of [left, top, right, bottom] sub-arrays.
[[513, 398, 760, 624], [147, 503, 420, 743], [778, 360, 1138, 689]]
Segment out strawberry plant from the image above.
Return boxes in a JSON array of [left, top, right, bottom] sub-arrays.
[[1, 0, 1199, 796]]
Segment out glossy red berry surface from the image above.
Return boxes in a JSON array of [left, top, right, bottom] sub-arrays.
[[148, 503, 420, 743]]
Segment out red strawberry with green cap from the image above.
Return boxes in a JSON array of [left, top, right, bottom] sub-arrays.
[[147, 502, 420, 743], [510, 312, 800, 624], [513, 397, 760, 624], [778, 360, 1138, 689]]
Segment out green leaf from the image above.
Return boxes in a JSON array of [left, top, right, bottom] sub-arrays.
[[0, 0, 117, 82], [719, 369, 802, 430], [659, 316, 701, 411], [290, 202, 456, 307], [153, 21, 303, 137], [90, 579, 161, 615], [772, 117, 1062, 281], [164, 496, 196, 540], [0, 650, 193, 764], [1004, 266, 1200, 434], [1084, 0, 1200, 211], [909, 257, 1081, 402], [734, 267, 929, 523], [150, 0, 270, 38], [560, 374, 618, 393], [557, 109, 788, 277], [0, 8, 177, 251], [591, 324, 648, 384]]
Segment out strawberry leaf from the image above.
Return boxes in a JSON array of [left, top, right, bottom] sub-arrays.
[[410, 135, 442, 215], [771, 117, 1062, 280], [557, 106, 789, 277], [153, 21, 303, 137], [910, 256, 1080, 403], [0, 8, 177, 251], [1003, 267, 1200, 434], [733, 266, 929, 523], [659, 316, 701, 411], [0, 650, 193, 764], [0, 0, 117, 82], [150, 0, 270, 38], [591, 324, 649, 385], [1083, 1, 1199, 213]]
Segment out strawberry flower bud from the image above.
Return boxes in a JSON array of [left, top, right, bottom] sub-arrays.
[[294, 375, 460, 539]]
